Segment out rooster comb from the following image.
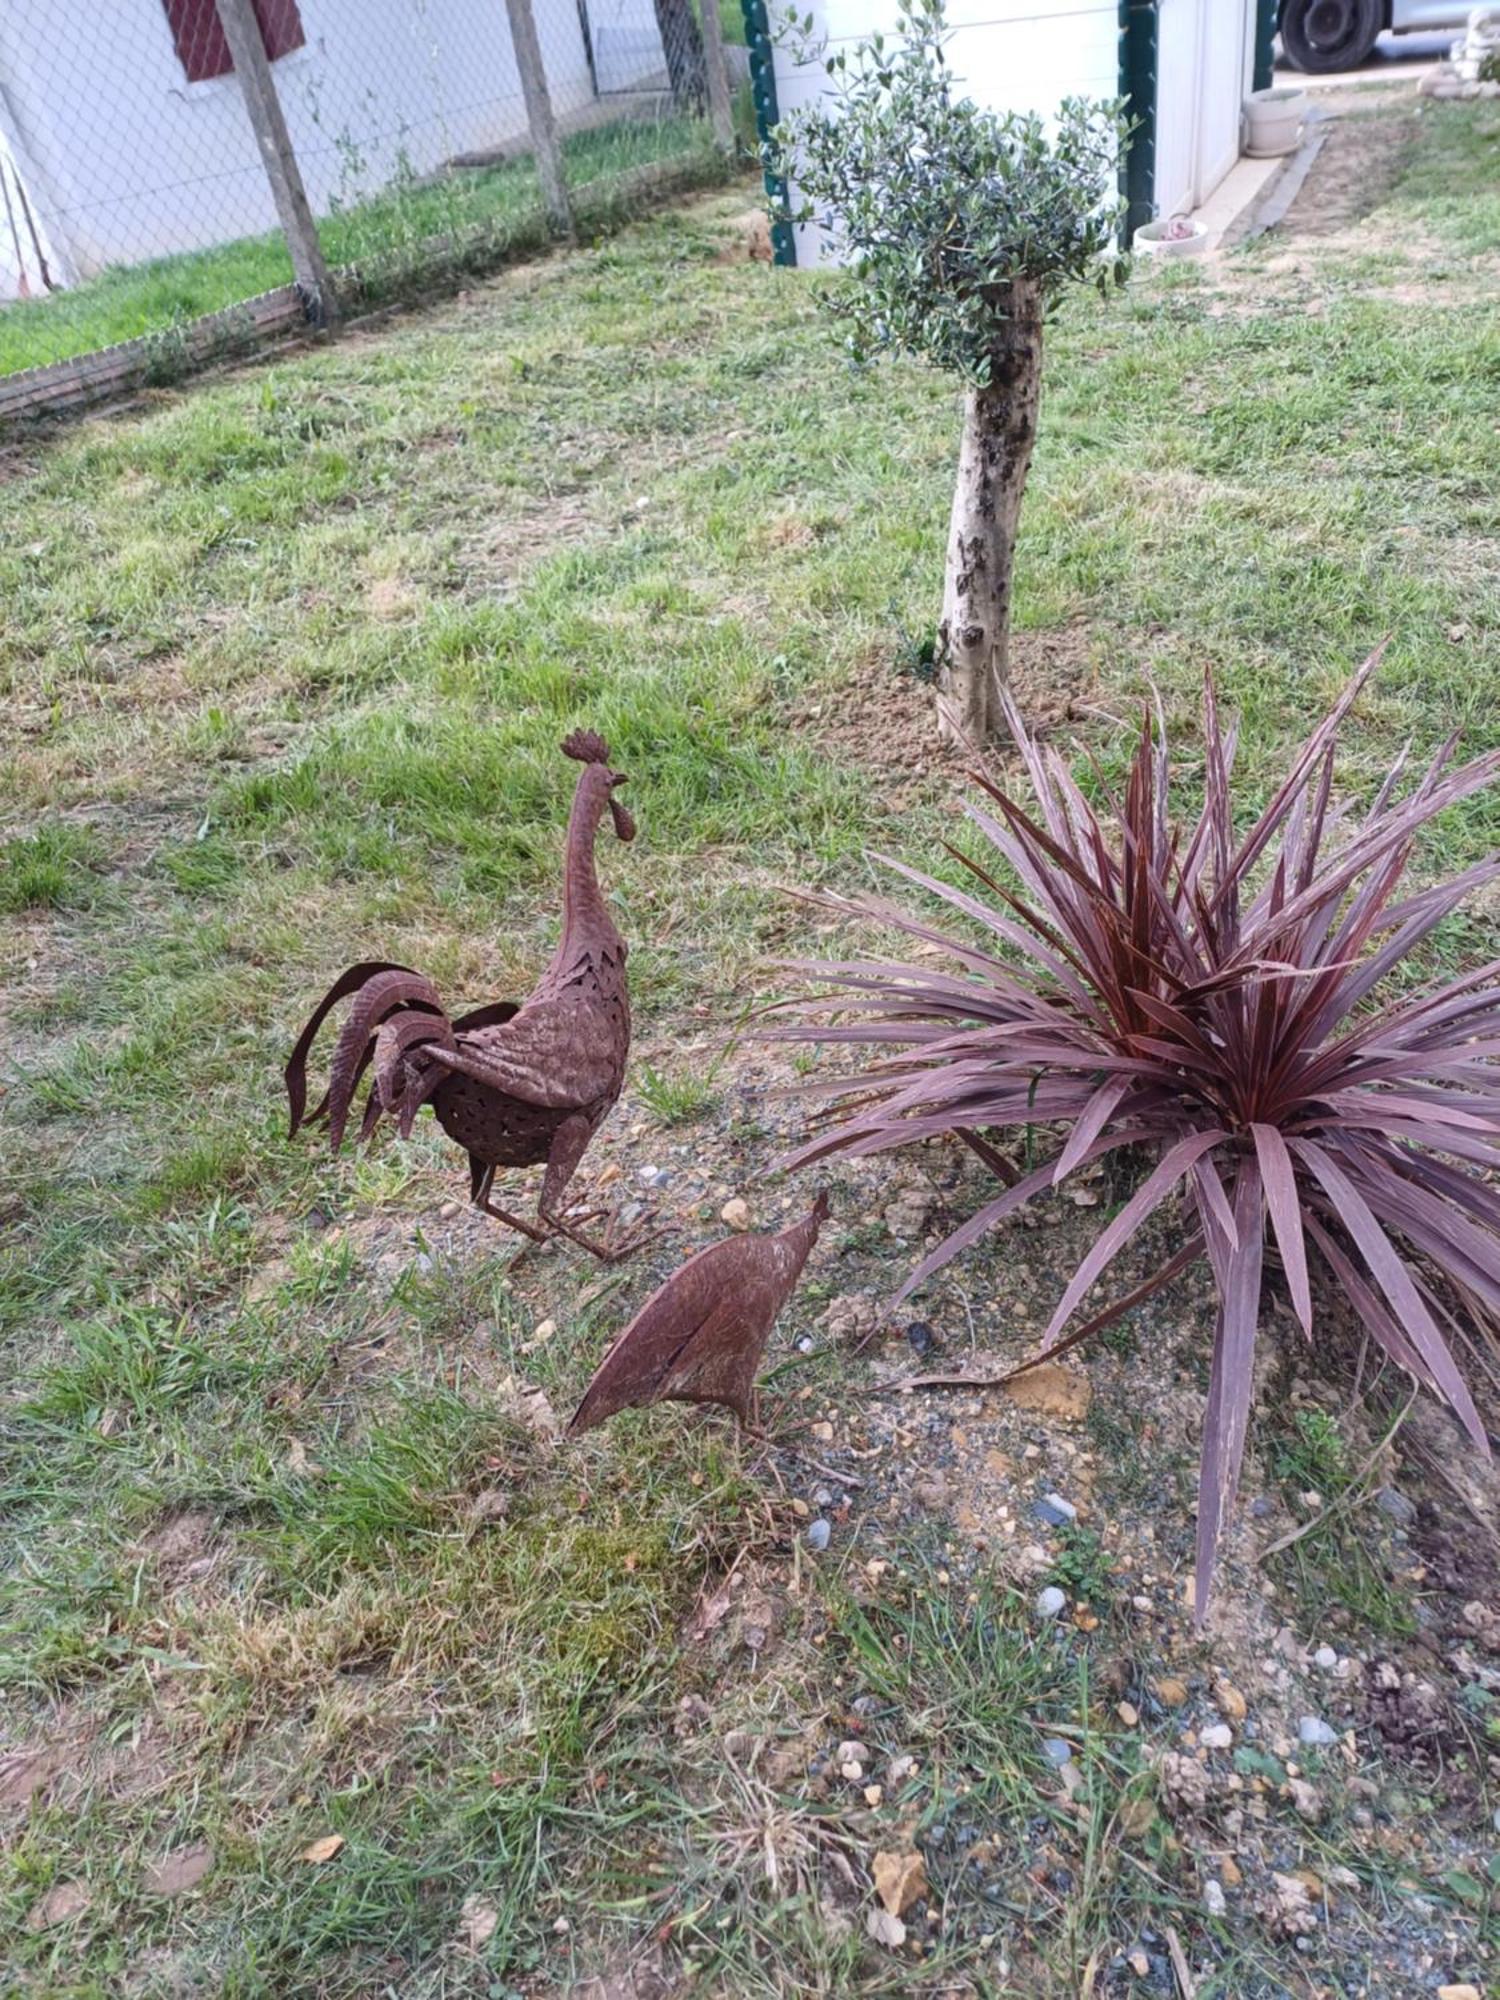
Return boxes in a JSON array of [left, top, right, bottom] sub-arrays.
[[562, 729, 611, 766]]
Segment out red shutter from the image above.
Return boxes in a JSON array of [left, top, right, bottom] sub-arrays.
[[163, 0, 306, 84]]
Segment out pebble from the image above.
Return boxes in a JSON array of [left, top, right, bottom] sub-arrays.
[[1297, 1715, 1338, 1747], [1437, 1986, 1482, 2000], [1116, 1701, 1139, 1727], [1200, 1723, 1233, 1751], [796, 1335, 815, 1354], [1128, 1950, 1151, 1978], [532, 1318, 557, 1343], [806, 1518, 831, 1553], [720, 1197, 751, 1230], [863, 1783, 883, 1806], [905, 1320, 939, 1359], [1035, 1586, 1067, 1620], [813, 1487, 832, 1508], [1153, 1677, 1189, 1707], [1034, 1493, 1077, 1526], [1376, 1485, 1416, 1526], [638, 1164, 668, 1186], [1313, 1645, 1338, 1671], [1203, 1879, 1227, 1917], [1042, 1737, 1074, 1765], [836, 1740, 867, 1765]]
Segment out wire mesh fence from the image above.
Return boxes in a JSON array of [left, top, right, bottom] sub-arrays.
[[0, 0, 747, 409]]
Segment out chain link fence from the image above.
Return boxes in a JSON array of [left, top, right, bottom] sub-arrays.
[[0, 0, 746, 415]]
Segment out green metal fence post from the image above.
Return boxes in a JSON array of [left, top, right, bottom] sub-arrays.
[[1118, 0, 1158, 244], [741, 0, 796, 266], [1252, 0, 1277, 92]]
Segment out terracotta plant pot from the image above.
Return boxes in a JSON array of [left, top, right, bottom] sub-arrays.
[[1244, 88, 1306, 158]]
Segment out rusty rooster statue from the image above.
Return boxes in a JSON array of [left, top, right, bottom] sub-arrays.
[[569, 1193, 831, 1432], [286, 730, 649, 1259]]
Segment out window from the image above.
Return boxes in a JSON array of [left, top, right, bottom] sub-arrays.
[[163, 0, 305, 85]]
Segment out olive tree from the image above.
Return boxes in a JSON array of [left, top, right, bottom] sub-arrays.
[[768, 0, 1127, 743]]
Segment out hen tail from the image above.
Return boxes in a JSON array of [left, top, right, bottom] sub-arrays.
[[286, 962, 452, 1149]]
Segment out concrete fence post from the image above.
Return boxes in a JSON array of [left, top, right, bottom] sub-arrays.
[[503, 0, 575, 237], [214, 0, 339, 327], [700, 1, 737, 155]]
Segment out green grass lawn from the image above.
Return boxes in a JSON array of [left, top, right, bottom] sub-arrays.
[[0, 109, 734, 379], [2, 100, 1499, 1997]]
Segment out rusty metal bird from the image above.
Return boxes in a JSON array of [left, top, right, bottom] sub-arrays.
[[568, 1193, 831, 1432], [286, 730, 649, 1259]]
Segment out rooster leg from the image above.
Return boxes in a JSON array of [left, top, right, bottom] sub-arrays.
[[472, 1164, 552, 1247], [536, 1115, 663, 1263]]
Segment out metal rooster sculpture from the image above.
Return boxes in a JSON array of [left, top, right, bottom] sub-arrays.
[[569, 1193, 831, 1432], [286, 730, 649, 1260]]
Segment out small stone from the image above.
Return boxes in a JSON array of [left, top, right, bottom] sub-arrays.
[[1286, 1777, 1321, 1819], [720, 1197, 751, 1230], [532, 1317, 557, 1343], [1128, 1950, 1151, 1977], [552, 1916, 570, 1935], [1375, 1486, 1416, 1526], [1437, 1986, 1482, 2000], [863, 1783, 883, 1806], [1220, 1857, 1242, 1887], [1297, 1716, 1338, 1747], [1043, 1491, 1077, 1520], [1035, 1586, 1067, 1620], [887, 1755, 917, 1783], [1154, 1677, 1189, 1708], [840, 1760, 864, 1781], [837, 1740, 868, 1766], [439, 1200, 460, 1219], [1117, 1701, 1139, 1727], [1201, 1723, 1233, 1750], [806, 1518, 831, 1553], [1203, 1879, 1227, 1917], [1313, 1645, 1337, 1671], [905, 1320, 939, 1359], [1042, 1737, 1074, 1765], [1214, 1681, 1247, 1722]]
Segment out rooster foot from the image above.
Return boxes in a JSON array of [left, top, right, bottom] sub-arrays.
[[542, 1201, 668, 1264]]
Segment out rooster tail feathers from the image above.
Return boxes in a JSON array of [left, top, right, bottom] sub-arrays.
[[285, 961, 417, 1135], [286, 963, 451, 1151]]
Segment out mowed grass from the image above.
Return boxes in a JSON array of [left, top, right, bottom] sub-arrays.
[[0, 107, 734, 378], [2, 101, 1500, 1994]]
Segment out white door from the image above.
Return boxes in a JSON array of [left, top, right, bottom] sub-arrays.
[[1153, 0, 1251, 215]]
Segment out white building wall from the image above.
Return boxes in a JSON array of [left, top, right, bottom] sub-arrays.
[[774, 0, 1256, 261], [0, 0, 661, 294], [773, 0, 1121, 265]]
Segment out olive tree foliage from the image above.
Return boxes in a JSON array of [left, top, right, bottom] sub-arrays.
[[766, 0, 1128, 742]]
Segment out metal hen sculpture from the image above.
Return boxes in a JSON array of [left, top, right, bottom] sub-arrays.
[[286, 730, 648, 1259], [569, 1193, 831, 1432]]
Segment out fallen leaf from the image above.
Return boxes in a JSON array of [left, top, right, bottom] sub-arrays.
[[145, 1842, 213, 1897], [687, 1576, 736, 1643], [301, 1834, 345, 1864], [872, 1847, 927, 1917], [26, 1880, 90, 1930], [865, 1906, 907, 1948], [458, 1892, 499, 1949]]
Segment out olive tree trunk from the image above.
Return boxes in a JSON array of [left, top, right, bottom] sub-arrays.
[[936, 277, 1044, 746]]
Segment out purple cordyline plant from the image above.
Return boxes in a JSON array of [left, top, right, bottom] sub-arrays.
[[776, 652, 1500, 1613]]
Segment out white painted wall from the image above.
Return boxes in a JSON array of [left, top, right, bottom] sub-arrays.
[[774, 0, 1255, 261], [0, 0, 667, 298], [773, 0, 1121, 265]]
